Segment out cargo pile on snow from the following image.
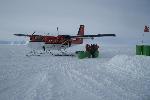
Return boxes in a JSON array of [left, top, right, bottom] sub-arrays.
[[77, 44, 99, 59]]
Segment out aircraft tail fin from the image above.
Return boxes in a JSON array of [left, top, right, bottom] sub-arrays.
[[72, 25, 84, 44]]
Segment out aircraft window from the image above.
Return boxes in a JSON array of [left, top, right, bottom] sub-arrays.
[[35, 36, 43, 41]]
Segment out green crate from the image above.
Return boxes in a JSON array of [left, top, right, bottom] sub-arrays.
[[93, 51, 99, 58], [143, 45, 150, 56], [78, 51, 86, 59], [84, 51, 91, 58], [136, 45, 143, 55]]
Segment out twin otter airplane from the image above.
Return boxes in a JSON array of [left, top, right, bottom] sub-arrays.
[[14, 25, 116, 56]]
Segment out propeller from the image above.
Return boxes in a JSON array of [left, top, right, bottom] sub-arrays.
[[32, 31, 36, 35]]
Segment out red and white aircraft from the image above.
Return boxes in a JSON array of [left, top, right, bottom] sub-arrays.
[[14, 25, 116, 56]]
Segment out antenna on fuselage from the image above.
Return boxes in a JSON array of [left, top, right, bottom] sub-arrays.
[[57, 27, 59, 35]]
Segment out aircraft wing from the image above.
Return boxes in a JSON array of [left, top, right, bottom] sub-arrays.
[[14, 33, 39, 37], [14, 34, 30, 36], [14, 32, 37, 37], [70, 34, 116, 39]]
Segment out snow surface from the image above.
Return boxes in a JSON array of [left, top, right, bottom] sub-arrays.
[[0, 45, 150, 100]]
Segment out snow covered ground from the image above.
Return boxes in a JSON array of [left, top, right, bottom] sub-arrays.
[[0, 44, 150, 100]]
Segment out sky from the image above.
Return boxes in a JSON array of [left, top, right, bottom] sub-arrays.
[[0, 0, 150, 45]]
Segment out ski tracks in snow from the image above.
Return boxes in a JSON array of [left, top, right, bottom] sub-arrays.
[[47, 56, 145, 100], [48, 58, 124, 99], [63, 62, 137, 100], [1, 45, 150, 100]]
